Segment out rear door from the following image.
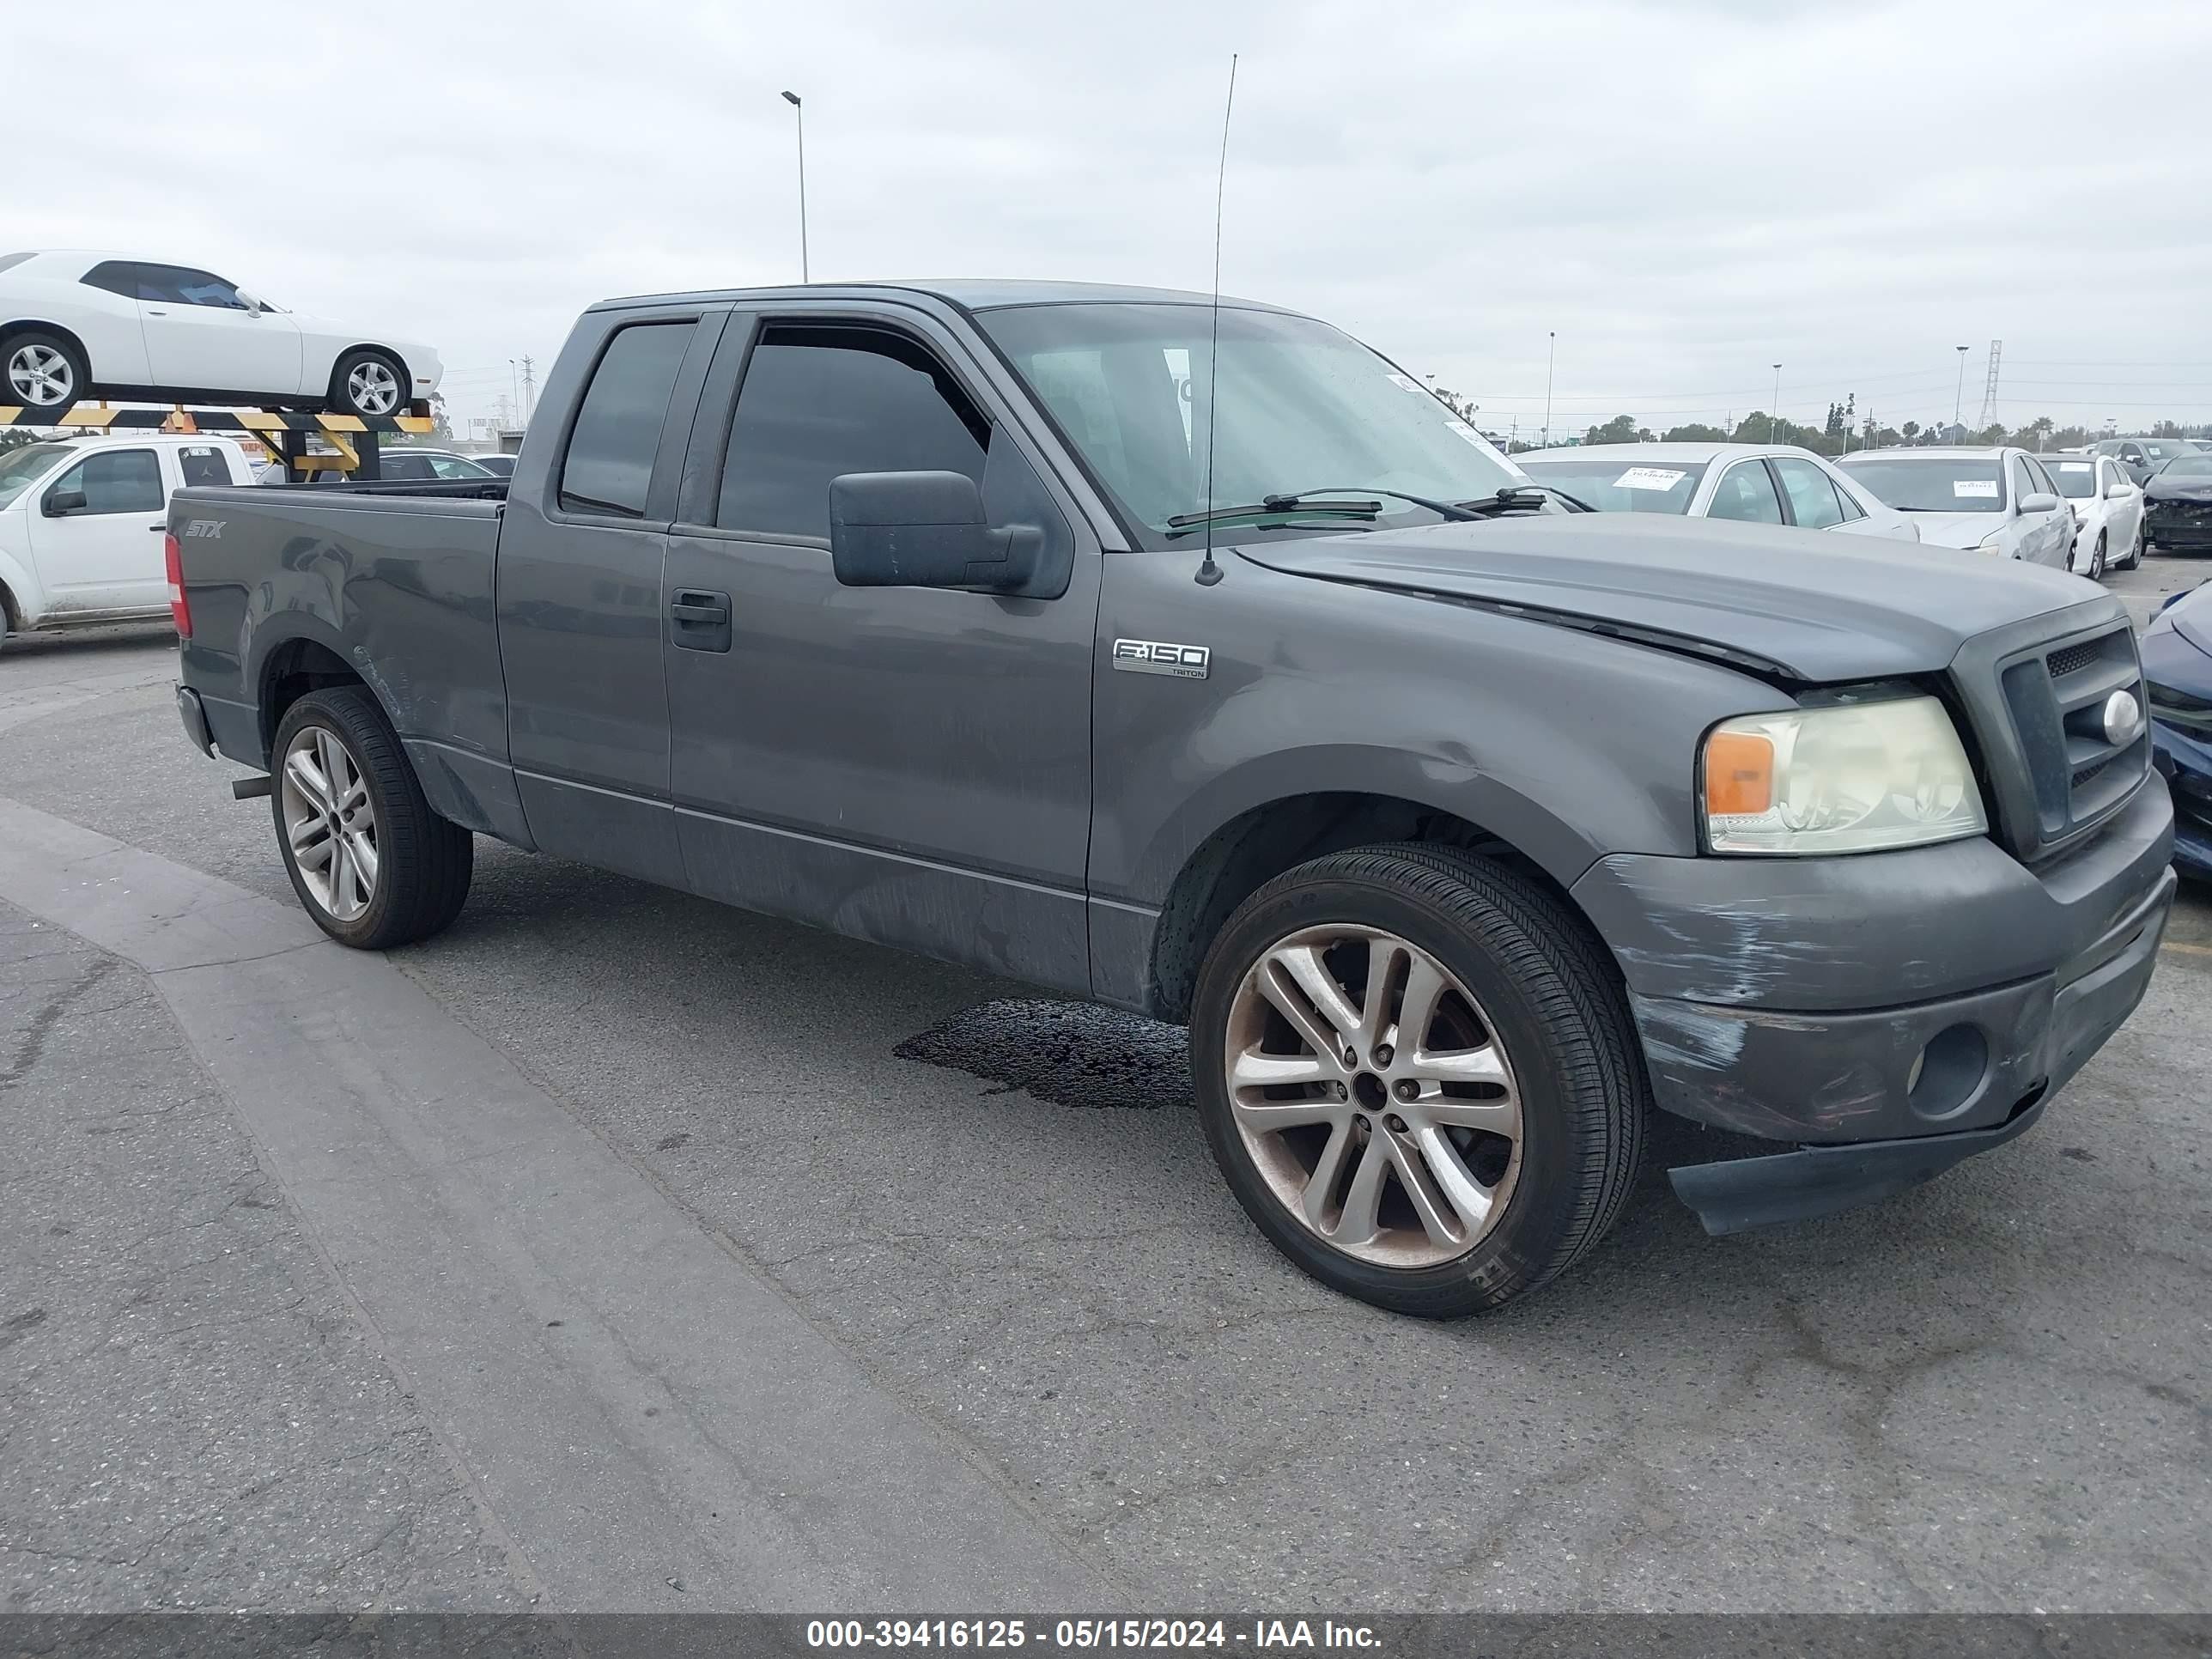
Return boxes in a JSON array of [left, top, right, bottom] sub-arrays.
[[496, 306, 724, 884], [660, 303, 1100, 993], [134, 264, 304, 398], [22, 445, 169, 613]]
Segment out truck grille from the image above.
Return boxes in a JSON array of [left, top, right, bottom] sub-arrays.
[[1993, 623, 2148, 857]]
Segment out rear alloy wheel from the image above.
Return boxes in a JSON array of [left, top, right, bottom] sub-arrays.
[[272, 686, 472, 949], [5, 331, 86, 410], [1191, 844, 1646, 1317], [330, 349, 405, 418]]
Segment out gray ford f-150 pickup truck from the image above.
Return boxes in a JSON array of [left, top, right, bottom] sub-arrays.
[[168, 280, 2175, 1317]]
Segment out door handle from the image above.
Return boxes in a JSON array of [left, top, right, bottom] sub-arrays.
[[670, 588, 732, 653], [145, 307, 168, 316], [670, 592, 730, 625], [149, 523, 167, 532]]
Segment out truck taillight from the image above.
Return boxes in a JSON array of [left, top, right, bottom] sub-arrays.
[[164, 532, 191, 639]]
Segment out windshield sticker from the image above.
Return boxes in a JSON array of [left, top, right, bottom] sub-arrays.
[[1614, 467, 1688, 490], [1953, 479, 2000, 499], [1388, 374, 1425, 394], [1442, 419, 1487, 447], [2057, 462, 2091, 471]]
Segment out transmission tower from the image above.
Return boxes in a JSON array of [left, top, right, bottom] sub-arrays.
[[1978, 340, 2002, 428]]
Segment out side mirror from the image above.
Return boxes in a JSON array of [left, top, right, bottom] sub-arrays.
[[42, 488, 88, 517], [2017, 492, 2060, 515], [828, 471, 1041, 594], [237, 289, 264, 315], [2106, 480, 2132, 500]]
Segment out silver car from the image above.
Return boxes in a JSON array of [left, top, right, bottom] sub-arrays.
[[1838, 447, 2075, 568], [1512, 443, 1920, 543]]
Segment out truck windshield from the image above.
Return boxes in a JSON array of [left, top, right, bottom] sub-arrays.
[[978, 302, 1526, 544], [0, 443, 72, 508]]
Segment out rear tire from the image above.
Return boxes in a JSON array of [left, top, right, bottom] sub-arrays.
[[1189, 843, 1647, 1317], [271, 686, 471, 949], [4, 330, 88, 411]]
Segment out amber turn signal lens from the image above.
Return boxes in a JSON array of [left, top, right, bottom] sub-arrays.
[[1705, 731, 1774, 817]]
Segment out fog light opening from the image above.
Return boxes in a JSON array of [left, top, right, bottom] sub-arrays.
[[1908, 1024, 1991, 1122]]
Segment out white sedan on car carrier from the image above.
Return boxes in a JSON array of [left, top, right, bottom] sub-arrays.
[[0, 433, 255, 647], [0, 250, 442, 418]]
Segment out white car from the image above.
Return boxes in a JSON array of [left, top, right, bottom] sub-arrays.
[[0, 250, 443, 418], [254, 447, 496, 484], [1510, 442, 1920, 542], [2039, 453, 2143, 579], [0, 433, 255, 644], [1837, 447, 2075, 568]]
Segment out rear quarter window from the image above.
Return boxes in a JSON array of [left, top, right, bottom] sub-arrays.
[[557, 322, 696, 519]]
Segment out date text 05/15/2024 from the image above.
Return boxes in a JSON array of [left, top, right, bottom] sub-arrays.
[[803, 1619, 1383, 1650]]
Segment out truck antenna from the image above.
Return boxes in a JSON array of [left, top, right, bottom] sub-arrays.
[[1194, 52, 1238, 588]]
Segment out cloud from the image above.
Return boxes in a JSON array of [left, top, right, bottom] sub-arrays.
[[10, 0, 2211, 434]]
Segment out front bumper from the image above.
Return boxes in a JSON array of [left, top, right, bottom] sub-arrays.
[[2148, 511, 2212, 549], [2151, 717, 2212, 879], [1571, 782, 2175, 1227]]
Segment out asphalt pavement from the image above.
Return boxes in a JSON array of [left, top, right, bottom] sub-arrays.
[[2, 556, 2208, 1614]]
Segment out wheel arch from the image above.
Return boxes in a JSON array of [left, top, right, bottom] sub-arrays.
[[323, 342, 412, 401], [1, 319, 93, 388], [253, 623, 391, 763], [1144, 786, 1609, 1025]]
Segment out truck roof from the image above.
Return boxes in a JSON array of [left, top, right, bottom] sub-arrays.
[[592, 278, 1297, 315]]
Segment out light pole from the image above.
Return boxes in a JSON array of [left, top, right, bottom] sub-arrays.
[[1542, 331, 1555, 447], [1954, 344, 1969, 437], [781, 90, 809, 283]]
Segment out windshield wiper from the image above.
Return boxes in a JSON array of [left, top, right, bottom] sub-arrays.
[[1452, 485, 1577, 516], [1164, 497, 1383, 538]]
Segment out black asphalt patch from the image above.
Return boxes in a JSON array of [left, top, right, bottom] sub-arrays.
[[895, 998, 1194, 1110]]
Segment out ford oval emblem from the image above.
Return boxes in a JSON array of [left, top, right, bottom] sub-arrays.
[[2101, 689, 2142, 745]]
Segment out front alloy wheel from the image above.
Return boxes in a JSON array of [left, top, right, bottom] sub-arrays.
[[346, 359, 401, 416], [1224, 926, 1521, 1267], [281, 725, 380, 921]]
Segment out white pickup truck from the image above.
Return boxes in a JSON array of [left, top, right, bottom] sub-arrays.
[[0, 432, 254, 646]]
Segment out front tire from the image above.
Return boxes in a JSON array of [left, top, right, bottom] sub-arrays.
[[328, 349, 407, 418], [1190, 845, 1646, 1317], [271, 687, 471, 949], [2087, 533, 2106, 581], [4, 330, 88, 411]]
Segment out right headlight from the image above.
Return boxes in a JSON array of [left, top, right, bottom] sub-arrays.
[[1701, 696, 1988, 855], [1975, 532, 2008, 556]]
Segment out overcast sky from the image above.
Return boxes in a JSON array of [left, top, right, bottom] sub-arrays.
[[12, 0, 2212, 440]]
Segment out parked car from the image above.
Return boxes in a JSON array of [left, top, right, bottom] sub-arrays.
[[2091, 435, 2201, 487], [471, 453, 519, 478], [0, 433, 254, 645], [1838, 447, 2075, 566], [2144, 450, 2212, 555], [2143, 582, 2212, 878], [166, 279, 2172, 1317], [1513, 443, 1919, 543], [256, 447, 497, 485], [2038, 453, 2143, 577], [0, 249, 443, 418]]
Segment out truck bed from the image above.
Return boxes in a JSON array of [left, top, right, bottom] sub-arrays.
[[170, 483, 512, 831]]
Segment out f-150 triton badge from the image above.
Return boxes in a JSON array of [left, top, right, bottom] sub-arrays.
[[1113, 639, 1211, 679]]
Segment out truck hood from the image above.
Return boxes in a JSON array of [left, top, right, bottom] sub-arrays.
[[1231, 513, 2101, 683]]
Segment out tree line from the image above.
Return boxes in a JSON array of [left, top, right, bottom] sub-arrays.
[[1519, 408, 2211, 456]]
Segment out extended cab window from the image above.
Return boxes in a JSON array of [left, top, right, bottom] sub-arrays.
[[558, 322, 695, 519], [51, 448, 163, 514], [716, 325, 989, 541], [177, 445, 232, 487]]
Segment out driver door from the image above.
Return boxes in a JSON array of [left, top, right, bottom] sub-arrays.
[[661, 305, 1102, 993], [135, 264, 303, 398], [25, 446, 170, 613]]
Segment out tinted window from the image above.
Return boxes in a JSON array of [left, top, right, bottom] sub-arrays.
[[82, 259, 145, 298], [167, 268, 246, 309], [52, 448, 162, 514], [0, 251, 35, 276], [381, 453, 435, 481], [1841, 457, 2007, 512], [2045, 459, 2098, 499], [716, 325, 990, 540], [1707, 461, 1785, 524], [558, 322, 695, 518], [1772, 457, 1846, 528], [428, 453, 491, 479], [1512, 456, 1705, 514], [176, 444, 232, 487]]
